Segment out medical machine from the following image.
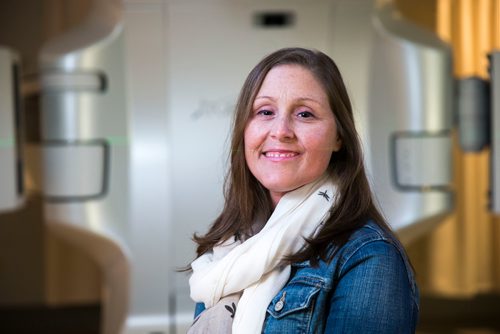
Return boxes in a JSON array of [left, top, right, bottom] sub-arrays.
[[39, 0, 454, 332]]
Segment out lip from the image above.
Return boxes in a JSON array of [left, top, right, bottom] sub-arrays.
[[262, 149, 300, 161]]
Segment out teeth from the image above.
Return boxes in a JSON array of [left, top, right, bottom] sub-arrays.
[[265, 152, 297, 158]]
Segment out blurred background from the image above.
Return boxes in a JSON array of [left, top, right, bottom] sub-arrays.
[[0, 0, 499, 333]]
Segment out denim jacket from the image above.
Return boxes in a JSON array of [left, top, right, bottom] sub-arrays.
[[194, 221, 419, 333]]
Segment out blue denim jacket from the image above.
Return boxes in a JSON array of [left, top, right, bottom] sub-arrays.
[[194, 221, 419, 333]]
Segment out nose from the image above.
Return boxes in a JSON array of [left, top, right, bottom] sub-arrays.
[[270, 114, 295, 141]]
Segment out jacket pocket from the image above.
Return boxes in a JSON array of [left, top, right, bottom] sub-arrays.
[[266, 278, 322, 319]]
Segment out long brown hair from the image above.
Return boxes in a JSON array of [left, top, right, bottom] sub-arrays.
[[193, 47, 392, 265]]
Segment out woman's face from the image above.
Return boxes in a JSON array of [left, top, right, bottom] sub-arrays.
[[244, 64, 341, 206]]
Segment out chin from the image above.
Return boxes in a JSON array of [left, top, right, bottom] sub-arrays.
[[262, 181, 302, 194]]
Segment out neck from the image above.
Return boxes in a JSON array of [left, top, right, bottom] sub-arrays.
[[270, 191, 285, 208]]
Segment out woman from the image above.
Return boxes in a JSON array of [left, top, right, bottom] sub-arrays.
[[188, 48, 419, 333]]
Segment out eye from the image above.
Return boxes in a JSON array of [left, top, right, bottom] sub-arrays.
[[297, 111, 314, 118], [256, 109, 274, 116]]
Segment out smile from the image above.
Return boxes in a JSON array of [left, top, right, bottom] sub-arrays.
[[264, 151, 299, 158]]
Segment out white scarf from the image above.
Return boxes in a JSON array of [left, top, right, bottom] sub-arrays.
[[189, 175, 336, 334]]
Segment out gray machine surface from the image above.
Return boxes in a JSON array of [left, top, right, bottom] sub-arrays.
[[39, 0, 454, 333], [492, 52, 500, 215], [457, 78, 490, 152], [0, 46, 23, 212]]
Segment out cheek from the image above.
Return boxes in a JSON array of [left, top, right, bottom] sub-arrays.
[[243, 129, 262, 179], [243, 127, 258, 167], [307, 138, 334, 174], [244, 123, 261, 152], [304, 128, 338, 156]]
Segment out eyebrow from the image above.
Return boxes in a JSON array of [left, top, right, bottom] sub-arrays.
[[254, 95, 323, 106]]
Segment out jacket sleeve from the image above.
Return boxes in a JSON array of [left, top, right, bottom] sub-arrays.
[[325, 240, 419, 334]]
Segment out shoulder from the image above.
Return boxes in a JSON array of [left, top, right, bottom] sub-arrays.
[[340, 220, 398, 252], [336, 221, 405, 264], [292, 221, 416, 291], [333, 221, 417, 290], [314, 221, 418, 294], [329, 221, 402, 259]]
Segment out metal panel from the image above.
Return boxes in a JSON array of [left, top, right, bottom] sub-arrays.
[[393, 132, 452, 190], [491, 52, 500, 215], [42, 141, 108, 200], [457, 77, 490, 152]]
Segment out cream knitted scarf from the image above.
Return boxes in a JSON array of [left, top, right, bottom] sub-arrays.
[[189, 175, 336, 333]]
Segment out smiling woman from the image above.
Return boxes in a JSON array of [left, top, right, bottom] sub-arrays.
[[244, 65, 341, 206], [188, 48, 419, 334]]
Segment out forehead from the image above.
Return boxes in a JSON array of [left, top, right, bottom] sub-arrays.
[[255, 64, 327, 100]]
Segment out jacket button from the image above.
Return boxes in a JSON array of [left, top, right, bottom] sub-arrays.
[[274, 300, 284, 312], [274, 291, 286, 312]]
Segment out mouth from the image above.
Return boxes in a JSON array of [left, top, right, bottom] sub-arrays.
[[263, 150, 299, 160]]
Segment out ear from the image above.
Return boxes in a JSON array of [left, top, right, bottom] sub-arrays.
[[332, 136, 342, 152]]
